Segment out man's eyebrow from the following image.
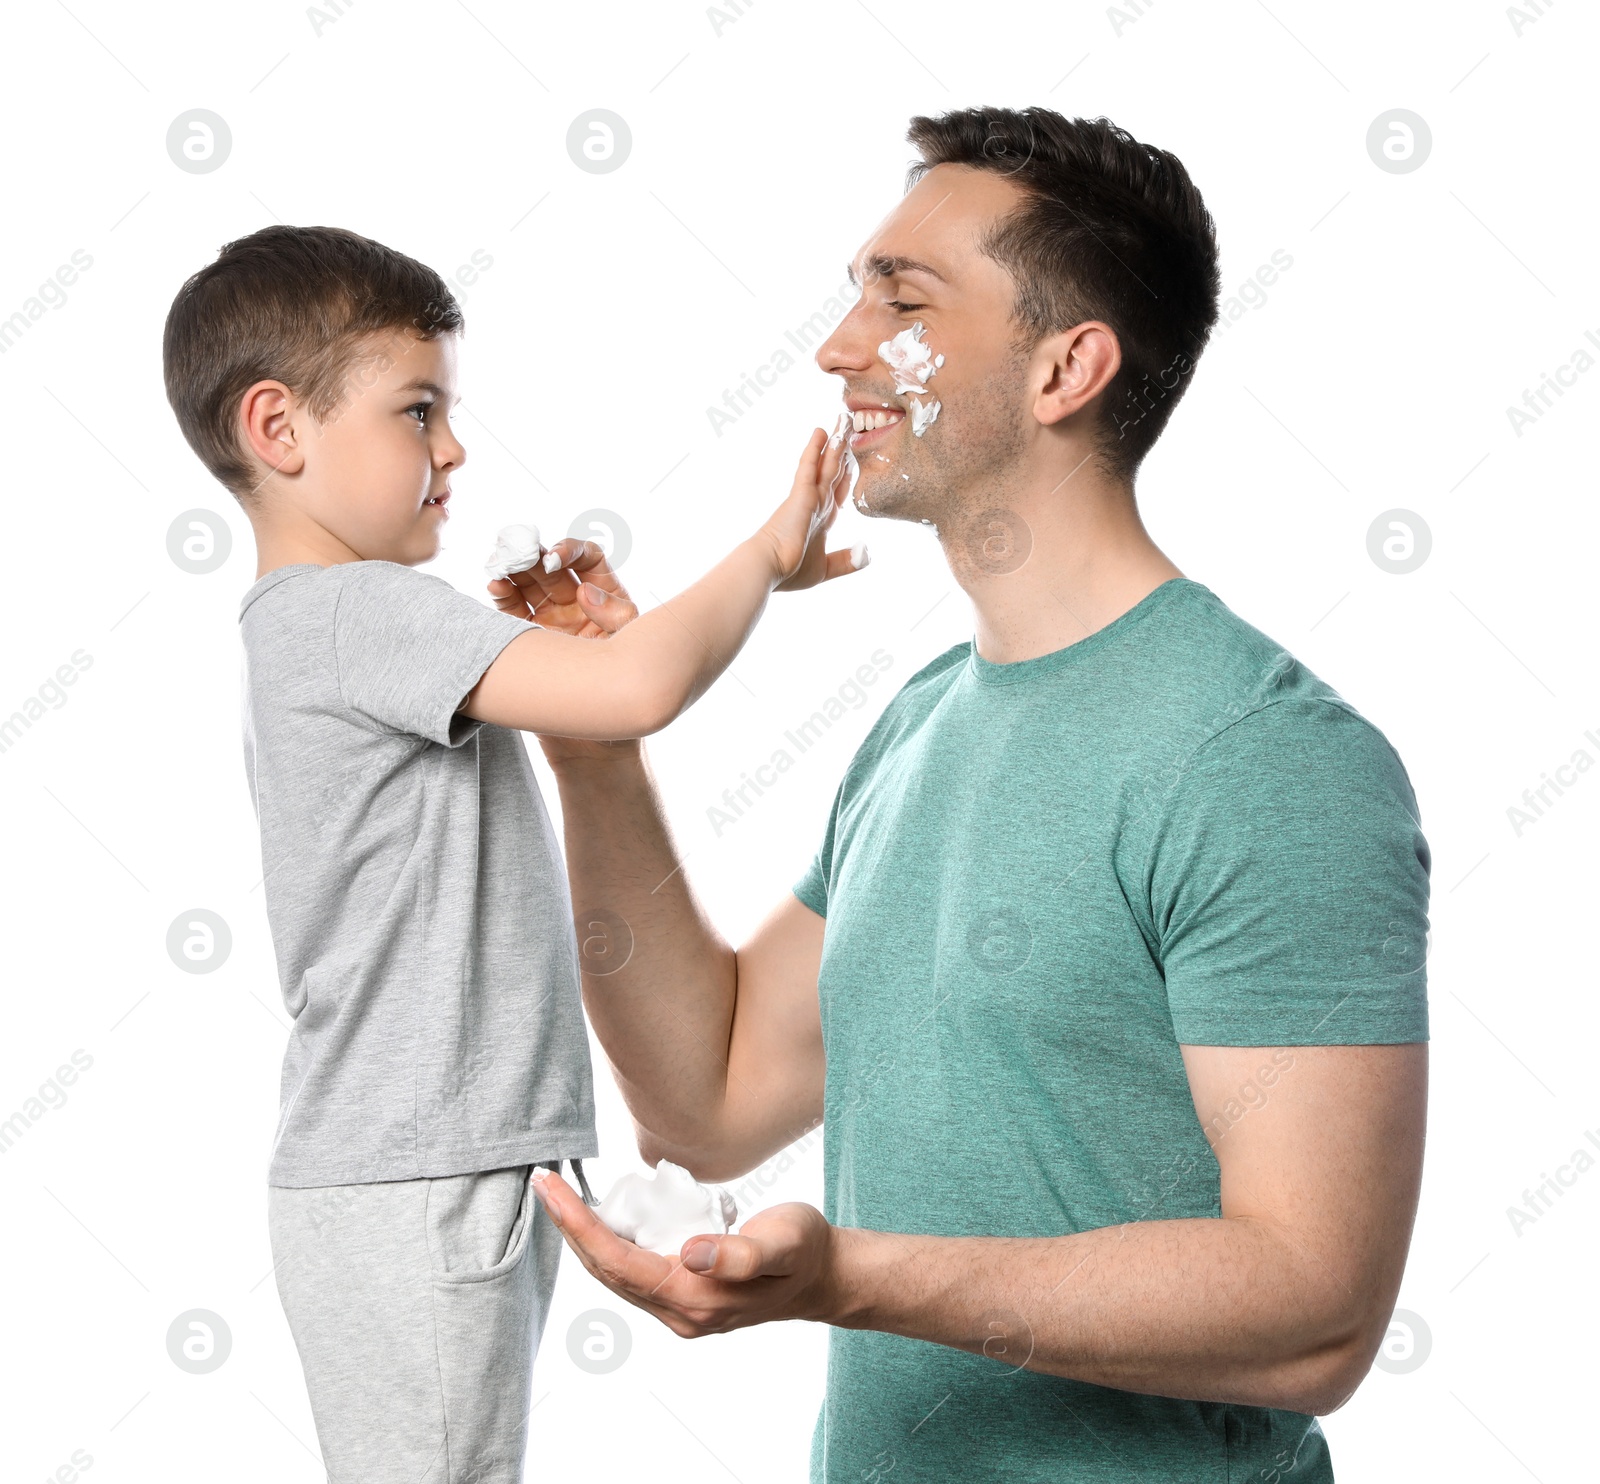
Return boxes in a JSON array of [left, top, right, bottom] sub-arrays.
[[847, 254, 948, 288]]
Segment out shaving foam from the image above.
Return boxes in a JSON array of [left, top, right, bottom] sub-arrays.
[[484, 523, 544, 580], [878, 321, 944, 397], [595, 1159, 739, 1257]]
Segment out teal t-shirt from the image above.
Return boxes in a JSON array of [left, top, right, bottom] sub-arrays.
[[792, 578, 1429, 1484]]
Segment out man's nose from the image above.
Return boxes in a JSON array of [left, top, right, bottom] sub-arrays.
[[816, 298, 881, 379]]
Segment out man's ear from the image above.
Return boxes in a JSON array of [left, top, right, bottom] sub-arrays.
[[1031, 321, 1121, 428], [239, 379, 306, 480]]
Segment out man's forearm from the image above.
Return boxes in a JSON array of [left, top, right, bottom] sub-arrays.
[[552, 746, 738, 1149], [822, 1214, 1374, 1417]]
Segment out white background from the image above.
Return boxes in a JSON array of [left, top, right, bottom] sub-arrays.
[[1, 1, 1595, 1479]]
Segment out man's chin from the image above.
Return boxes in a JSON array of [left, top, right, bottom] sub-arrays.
[[852, 470, 925, 521]]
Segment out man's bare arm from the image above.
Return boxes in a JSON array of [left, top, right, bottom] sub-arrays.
[[810, 1041, 1426, 1414], [530, 1041, 1426, 1416], [550, 744, 826, 1181]]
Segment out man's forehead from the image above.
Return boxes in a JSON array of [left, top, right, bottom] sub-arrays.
[[847, 163, 1023, 287]]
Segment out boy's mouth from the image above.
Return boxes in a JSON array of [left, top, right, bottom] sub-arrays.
[[425, 489, 451, 509]]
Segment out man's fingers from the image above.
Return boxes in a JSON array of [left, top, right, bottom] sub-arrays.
[[574, 580, 638, 633], [541, 540, 638, 607], [680, 1232, 770, 1281], [532, 1171, 673, 1286], [544, 538, 611, 581]]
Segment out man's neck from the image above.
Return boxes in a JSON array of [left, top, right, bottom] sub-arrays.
[[940, 467, 1182, 665]]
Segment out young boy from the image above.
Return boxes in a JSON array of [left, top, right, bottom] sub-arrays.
[[162, 224, 858, 1483]]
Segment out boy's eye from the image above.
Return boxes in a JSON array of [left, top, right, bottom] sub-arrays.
[[406, 402, 432, 424]]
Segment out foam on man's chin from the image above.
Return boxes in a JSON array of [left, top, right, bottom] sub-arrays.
[[594, 1159, 739, 1256]]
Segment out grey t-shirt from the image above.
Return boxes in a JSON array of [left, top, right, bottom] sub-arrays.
[[238, 559, 598, 1187]]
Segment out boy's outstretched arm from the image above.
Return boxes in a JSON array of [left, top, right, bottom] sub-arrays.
[[459, 427, 857, 740]]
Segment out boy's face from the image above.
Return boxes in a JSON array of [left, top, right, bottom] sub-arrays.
[[278, 329, 465, 566]]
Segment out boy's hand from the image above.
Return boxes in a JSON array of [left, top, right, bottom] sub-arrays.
[[757, 421, 866, 592], [488, 538, 638, 638], [489, 540, 643, 768]]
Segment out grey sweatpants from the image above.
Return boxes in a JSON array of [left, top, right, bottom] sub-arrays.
[[268, 1165, 562, 1484]]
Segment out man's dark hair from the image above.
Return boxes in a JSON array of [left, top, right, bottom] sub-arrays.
[[906, 107, 1221, 483], [163, 224, 463, 501]]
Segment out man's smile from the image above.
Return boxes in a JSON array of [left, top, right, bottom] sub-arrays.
[[845, 399, 907, 450]]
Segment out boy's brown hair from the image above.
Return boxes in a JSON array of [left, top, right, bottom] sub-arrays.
[[163, 225, 463, 501]]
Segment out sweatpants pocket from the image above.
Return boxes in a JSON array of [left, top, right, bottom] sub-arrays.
[[428, 1168, 559, 1483]]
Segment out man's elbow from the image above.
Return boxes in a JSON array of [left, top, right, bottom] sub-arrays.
[[1281, 1317, 1386, 1416]]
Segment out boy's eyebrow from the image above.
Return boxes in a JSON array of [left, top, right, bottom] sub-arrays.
[[395, 377, 452, 398], [847, 254, 948, 289]]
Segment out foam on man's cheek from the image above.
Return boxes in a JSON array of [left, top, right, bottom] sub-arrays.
[[877, 320, 944, 437]]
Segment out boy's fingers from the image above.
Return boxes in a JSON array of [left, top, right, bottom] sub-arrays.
[[487, 576, 535, 616], [823, 544, 869, 581], [543, 539, 633, 595], [791, 428, 826, 491], [817, 440, 843, 515]]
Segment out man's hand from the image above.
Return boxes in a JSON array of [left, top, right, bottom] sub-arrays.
[[529, 1168, 842, 1338]]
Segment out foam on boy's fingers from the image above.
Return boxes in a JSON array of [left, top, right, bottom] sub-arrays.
[[484, 523, 545, 581]]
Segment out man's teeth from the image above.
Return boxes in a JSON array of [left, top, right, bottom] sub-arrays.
[[851, 409, 904, 432]]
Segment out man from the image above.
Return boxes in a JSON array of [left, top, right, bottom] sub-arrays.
[[515, 107, 1430, 1483]]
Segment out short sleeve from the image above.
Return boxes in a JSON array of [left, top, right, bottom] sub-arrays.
[[332, 562, 530, 747], [1148, 697, 1430, 1046], [793, 778, 846, 918]]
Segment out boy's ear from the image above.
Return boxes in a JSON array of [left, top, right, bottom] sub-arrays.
[[240, 379, 306, 480]]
